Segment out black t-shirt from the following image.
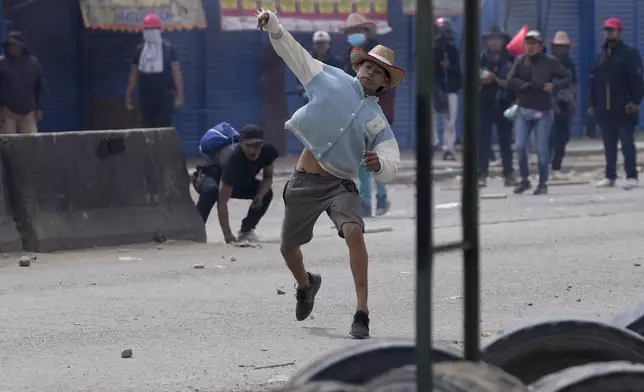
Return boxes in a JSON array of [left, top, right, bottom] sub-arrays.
[[132, 41, 178, 103], [221, 143, 279, 189]]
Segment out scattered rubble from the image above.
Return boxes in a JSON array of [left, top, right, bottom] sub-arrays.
[[121, 349, 133, 358]]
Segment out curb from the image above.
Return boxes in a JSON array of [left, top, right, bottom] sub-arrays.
[[384, 161, 607, 185]]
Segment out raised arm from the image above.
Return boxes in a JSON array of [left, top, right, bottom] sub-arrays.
[[258, 10, 323, 85]]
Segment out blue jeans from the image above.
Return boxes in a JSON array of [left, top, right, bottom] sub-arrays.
[[357, 166, 387, 204], [515, 109, 554, 185], [599, 123, 638, 180]]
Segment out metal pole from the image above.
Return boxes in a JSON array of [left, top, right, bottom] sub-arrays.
[[461, 0, 481, 361], [414, 0, 433, 390]]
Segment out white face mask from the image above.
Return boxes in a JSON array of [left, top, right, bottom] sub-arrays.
[[143, 29, 162, 44]]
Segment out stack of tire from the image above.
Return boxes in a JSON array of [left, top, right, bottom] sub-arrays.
[[269, 308, 644, 391]]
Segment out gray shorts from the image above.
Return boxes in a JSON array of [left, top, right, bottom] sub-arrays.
[[281, 171, 364, 248]]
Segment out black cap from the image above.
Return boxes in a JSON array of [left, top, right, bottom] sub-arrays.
[[239, 124, 264, 144]]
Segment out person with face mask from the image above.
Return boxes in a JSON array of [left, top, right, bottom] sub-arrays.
[[257, 9, 404, 338], [342, 13, 395, 217], [478, 26, 515, 187], [548, 31, 577, 181], [433, 17, 462, 161], [125, 13, 184, 128], [589, 18, 643, 190], [507, 30, 572, 195]]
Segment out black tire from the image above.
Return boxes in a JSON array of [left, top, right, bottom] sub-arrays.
[[272, 381, 366, 392], [365, 361, 529, 391], [287, 338, 462, 386], [481, 319, 644, 384], [529, 361, 644, 392]]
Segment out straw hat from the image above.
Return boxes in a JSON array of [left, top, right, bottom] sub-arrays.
[[552, 31, 572, 46], [351, 45, 406, 88], [343, 13, 377, 35]]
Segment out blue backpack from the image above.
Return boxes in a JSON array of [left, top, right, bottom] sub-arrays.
[[198, 122, 239, 156]]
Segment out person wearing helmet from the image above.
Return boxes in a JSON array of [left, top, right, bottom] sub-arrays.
[[125, 13, 184, 128], [433, 17, 462, 161], [0, 31, 44, 134], [589, 18, 643, 190], [478, 26, 515, 188], [295, 31, 343, 102]]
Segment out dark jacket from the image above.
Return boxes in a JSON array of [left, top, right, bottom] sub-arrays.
[[507, 52, 572, 111], [0, 35, 44, 115], [479, 49, 515, 110], [435, 40, 462, 93], [552, 52, 578, 114], [344, 38, 396, 123], [589, 41, 643, 125]]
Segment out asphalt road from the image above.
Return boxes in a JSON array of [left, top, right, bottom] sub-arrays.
[[2, 179, 644, 392]]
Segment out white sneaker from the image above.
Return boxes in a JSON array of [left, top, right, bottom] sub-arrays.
[[551, 170, 568, 180], [237, 230, 259, 242], [623, 178, 638, 190], [595, 178, 615, 188]]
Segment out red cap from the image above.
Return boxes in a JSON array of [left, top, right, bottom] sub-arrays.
[[603, 17, 622, 30], [142, 13, 162, 29]]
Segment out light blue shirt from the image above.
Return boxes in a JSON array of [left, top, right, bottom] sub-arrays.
[[266, 20, 400, 182]]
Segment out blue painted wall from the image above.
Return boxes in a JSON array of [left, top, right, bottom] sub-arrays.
[[5, 0, 643, 155]]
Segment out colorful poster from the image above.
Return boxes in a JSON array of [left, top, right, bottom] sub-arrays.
[[219, 0, 391, 33], [402, 0, 485, 16], [79, 0, 207, 31]]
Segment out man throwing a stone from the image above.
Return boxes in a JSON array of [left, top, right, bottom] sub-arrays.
[[257, 9, 404, 339]]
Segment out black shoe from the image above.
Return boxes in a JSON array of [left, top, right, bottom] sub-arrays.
[[350, 311, 370, 339], [533, 185, 548, 195], [513, 179, 531, 194], [443, 151, 457, 161], [503, 174, 516, 187], [362, 201, 372, 218], [295, 272, 322, 321]]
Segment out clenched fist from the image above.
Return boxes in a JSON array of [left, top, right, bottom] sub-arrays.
[[256, 9, 280, 34]]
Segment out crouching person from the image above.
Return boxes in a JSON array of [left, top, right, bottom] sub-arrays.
[[194, 123, 278, 243]]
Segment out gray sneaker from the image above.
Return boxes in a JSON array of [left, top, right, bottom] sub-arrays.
[[295, 272, 322, 321], [237, 230, 258, 242]]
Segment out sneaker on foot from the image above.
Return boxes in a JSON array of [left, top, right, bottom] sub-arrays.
[[443, 151, 457, 161], [375, 196, 391, 216], [551, 170, 567, 180], [295, 272, 322, 321], [237, 230, 258, 242], [362, 202, 372, 218], [623, 178, 638, 190], [513, 179, 531, 194], [503, 174, 516, 187], [595, 178, 616, 188], [533, 184, 548, 195], [350, 311, 370, 339]]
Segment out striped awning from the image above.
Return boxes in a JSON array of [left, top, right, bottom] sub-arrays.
[[79, 0, 207, 32]]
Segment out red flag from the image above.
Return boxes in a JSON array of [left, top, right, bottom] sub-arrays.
[[507, 25, 528, 56]]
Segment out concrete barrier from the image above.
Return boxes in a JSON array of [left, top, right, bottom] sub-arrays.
[[0, 128, 206, 252], [0, 158, 22, 252]]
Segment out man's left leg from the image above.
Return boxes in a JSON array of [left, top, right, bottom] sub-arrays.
[[618, 124, 638, 189], [326, 180, 370, 338], [233, 179, 274, 241], [442, 93, 459, 160], [533, 110, 554, 195], [375, 181, 390, 216], [357, 166, 373, 217]]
